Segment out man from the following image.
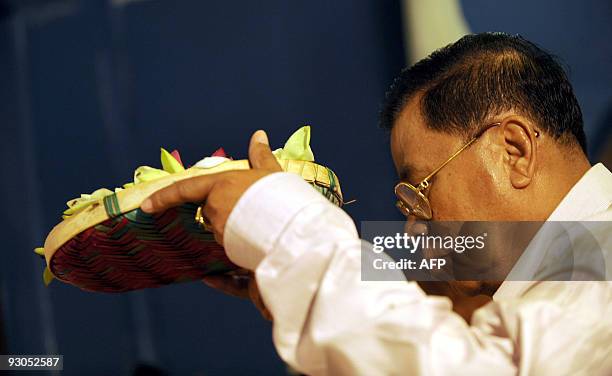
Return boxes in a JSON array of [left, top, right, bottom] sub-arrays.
[[141, 33, 612, 375]]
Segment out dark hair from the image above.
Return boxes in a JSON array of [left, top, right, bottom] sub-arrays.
[[380, 32, 587, 153]]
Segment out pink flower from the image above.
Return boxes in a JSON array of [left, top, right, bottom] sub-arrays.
[[211, 148, 227, 158]]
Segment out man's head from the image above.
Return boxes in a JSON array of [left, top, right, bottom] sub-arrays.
[[381, 32, 590, 222], [381, 33, 592, 296]]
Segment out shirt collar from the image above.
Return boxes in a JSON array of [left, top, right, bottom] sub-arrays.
[[493, 163, 612, 301], [547, 163, 612, 221]]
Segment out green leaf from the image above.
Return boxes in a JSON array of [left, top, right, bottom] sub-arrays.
[[277, 126, 315, 161], [161, 148, 185, 173], [63, 188, 114, 218], [133, 166, 171, 185], [43, 267, 54, 287]]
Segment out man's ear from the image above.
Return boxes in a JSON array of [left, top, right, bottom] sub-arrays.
[[501, 116, 538, 189]]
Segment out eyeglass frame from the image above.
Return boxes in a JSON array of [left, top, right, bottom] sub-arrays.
[[394, 121, 538, 220]]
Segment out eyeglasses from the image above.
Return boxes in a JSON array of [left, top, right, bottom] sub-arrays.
[[394, 122, 506, 220]]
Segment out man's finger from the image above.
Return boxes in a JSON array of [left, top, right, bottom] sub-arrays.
[[141, 174, 219, 213], [202, 275, 250, 299], [249, 130, 282, 171]]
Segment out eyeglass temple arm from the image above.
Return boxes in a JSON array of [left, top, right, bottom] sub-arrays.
[[419, 138, 478, 185], [419, 122, 501, 187]]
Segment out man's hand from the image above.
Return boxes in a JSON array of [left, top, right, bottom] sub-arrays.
[[140, 130, 281, 320], [140, 130, 282, 245]]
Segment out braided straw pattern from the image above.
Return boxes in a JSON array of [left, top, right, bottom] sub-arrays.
[[46, 161, 343, 293]]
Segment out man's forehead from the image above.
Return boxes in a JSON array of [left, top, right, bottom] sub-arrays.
[[390, 99, 432, 179], [391, 94, 436, 142], [390, 97, 461, 180]]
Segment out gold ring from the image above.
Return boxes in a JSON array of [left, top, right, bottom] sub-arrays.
[[195, 206, 213, 232]]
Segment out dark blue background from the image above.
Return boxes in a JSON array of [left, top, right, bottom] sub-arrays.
[[0, 0, 610, 374]]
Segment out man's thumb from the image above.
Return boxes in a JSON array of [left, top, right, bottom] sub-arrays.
[[249, 130, 282, 171]]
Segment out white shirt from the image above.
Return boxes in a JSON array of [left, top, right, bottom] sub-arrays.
[[224, 163, 612, 375]]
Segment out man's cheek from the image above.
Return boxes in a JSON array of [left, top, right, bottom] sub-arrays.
[[428, 186, 457, 220]]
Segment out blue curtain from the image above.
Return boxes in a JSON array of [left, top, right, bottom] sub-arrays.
[[0, 1, 404, 374], [1, 0, 609, 374]]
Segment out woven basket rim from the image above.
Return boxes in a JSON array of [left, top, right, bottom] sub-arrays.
[[43, 159, 342, 265]]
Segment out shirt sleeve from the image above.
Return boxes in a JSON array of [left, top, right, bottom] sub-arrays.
[[222, 172, 610, 375]]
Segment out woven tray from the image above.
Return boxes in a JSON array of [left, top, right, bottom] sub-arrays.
[[43, 159, 342, 293]]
